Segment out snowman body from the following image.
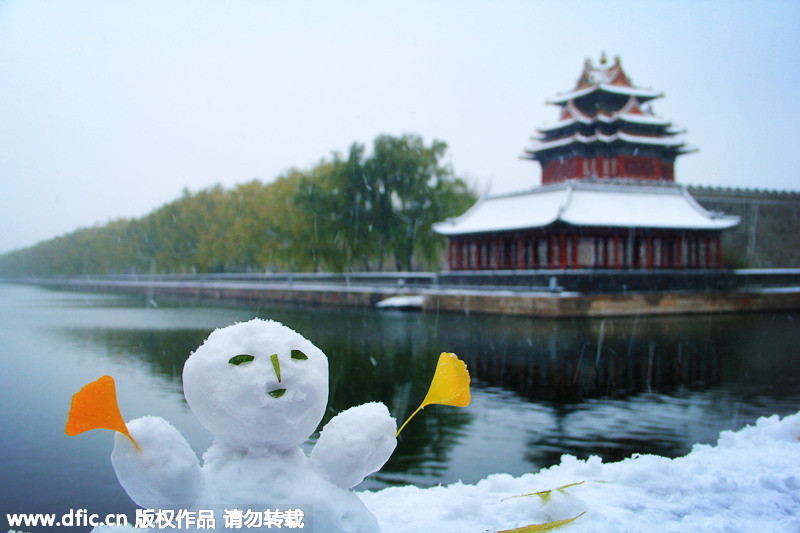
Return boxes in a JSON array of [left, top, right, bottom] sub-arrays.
[[108, 319, 396, 533]]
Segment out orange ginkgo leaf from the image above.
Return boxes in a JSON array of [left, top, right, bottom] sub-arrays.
[[396, 352, 470, 437], [65, 375, 138, 450]]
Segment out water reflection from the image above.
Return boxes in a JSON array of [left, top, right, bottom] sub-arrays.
[[461, 316, 729, 401], [1, 283, 799, 521], [58, 327, 211, 382]]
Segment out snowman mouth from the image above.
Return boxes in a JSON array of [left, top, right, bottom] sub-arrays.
[[268, 388, 286, 398]]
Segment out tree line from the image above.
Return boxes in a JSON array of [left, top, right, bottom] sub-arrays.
[[0, 134, 477, 277]]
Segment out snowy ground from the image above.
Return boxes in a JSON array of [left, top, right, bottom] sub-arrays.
[[362, 411, 800, 532]]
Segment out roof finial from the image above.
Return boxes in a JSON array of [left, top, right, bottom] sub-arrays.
[[600, 51, 607, 65]]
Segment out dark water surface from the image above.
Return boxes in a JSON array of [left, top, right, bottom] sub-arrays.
[[2, 283, 799, 521]]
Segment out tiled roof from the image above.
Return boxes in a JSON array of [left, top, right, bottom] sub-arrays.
[[433, 181, 740, 236]]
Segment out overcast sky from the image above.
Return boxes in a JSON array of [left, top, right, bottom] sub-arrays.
[[1, 1, 798, 254]]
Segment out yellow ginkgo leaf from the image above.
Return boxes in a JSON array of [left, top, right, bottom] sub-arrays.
[[65, 375, 139, 450], [396, 352, 471, 437], [497, 511, 586, 533], [502, 481, 586, 502]]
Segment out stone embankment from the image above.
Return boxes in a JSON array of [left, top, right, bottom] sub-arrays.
[[15, 270, 800, 318]]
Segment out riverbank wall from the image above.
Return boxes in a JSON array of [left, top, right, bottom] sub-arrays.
[[11, 269, 800, 318]]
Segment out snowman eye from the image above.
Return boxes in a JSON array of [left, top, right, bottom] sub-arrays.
[[290, 350, 308, 360], [229, 354, 255, 366]]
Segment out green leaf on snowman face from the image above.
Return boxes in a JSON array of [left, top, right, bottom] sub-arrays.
[[229, 354, 255, 366], [268, 388, 286, 398], [291, 350, 308, 360], [270, 353, 281, 382]]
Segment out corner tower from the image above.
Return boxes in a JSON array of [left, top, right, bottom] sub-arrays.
[[524, 54, 694, 185]]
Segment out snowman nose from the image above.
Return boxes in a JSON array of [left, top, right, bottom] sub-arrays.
[[270, 353, 281, 382]]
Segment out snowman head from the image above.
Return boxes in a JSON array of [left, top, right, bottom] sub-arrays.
[[183, 319, 328, 451]]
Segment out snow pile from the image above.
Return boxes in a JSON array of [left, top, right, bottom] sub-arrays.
[[363, 411, 800, 532], [375, 295, 424, 309]]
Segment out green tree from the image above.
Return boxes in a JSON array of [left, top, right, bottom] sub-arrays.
[[363, 134, 475, 271], [293, 133, 476, 272], [293, 155, 371, 272]]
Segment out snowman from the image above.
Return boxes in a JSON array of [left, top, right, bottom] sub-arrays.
[[107, 318, 397, 532]]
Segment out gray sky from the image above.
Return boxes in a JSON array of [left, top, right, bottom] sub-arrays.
[[1, 0, 798, 254]]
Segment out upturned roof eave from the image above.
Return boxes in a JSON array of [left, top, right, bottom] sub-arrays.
[[526, 133, 688, 155], [547, 84, 663, 105], [537, 113, 672, 134]]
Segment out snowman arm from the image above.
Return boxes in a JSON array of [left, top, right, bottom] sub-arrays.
[[309, 402, 397, 489], [110, 416, 202, 509]]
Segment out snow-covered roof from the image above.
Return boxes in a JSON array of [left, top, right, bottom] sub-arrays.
[[537, 112, 671, 133], [528, 131, 689, 153], [433, 181, 740, 236], [548, 84, 663, 105], [618, 112, 671, 126]]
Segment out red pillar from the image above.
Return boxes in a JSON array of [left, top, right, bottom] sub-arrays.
[[665, 236, 671, 269], [666, 236, 673, 268], [687, 237, 693, 268], [646, 236, 654, 270], [571, 234, 579, 268], [447, 241, 454, 270], [695, 237, 701, 268], [517, 237, 526, 269], [494, 238, 501, 270], [559, 234, 567, 269], [613, 236, 621, 269]]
